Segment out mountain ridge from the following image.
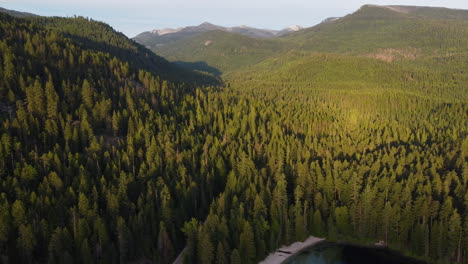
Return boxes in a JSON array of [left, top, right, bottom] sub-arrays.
[[0, 6, 38, 18], [137, 22, 304, 38], [363, 4, 468, 20], [133, 22, 304, 51], [0, 5, 466, 264], [149, 4, 468, 74]]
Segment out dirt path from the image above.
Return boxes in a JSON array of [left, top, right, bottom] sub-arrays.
[[259, 236, 324, 264], [172, 246, 187, 264]]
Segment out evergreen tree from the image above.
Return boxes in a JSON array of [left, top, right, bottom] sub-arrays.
[[239, 221, 256, 264], [230, 249, 241, 264], [198, 230, 213, 264]]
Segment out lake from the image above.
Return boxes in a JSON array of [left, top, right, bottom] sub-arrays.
[[283, 241, 428, 264]]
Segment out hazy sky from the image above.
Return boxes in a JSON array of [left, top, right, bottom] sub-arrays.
[[1, 0, 468, 37]]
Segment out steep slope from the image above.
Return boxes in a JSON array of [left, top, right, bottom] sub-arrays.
[[0, 11, 219, 263], [226, 50, 468, 102], [221, 5, 468, 102], [284, 5, 468, 55], [0, 5, 467, 264], [152, 5, 468, 75], [229, 25, 278, 38], [383, 5, 468, 21], [156, 30, 294, 72], [134, 22, 303, 51], [134, 22, 226, 50], [0, 7, 38, 18], [26, 16, 219, 85]]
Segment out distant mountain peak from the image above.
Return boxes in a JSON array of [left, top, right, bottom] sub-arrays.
[[134, 22, 307, 48], [320, 17, 341, 24], [363, 4, 421, 14], [0, 7, 38, 18], [275, 25, 305, 37], [200, 22, 216, 26], [150, 27, 183, 36], [140, 22, 307, 40], [286, 25, 303, 31]]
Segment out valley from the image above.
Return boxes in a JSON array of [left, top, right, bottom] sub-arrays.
[[0, 4, 466, 264]]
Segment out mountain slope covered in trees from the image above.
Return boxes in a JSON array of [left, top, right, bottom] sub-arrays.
[[155, 30, 293, 72], [150, 4, 467, 264], [284, 5, 468, 55], [133, 22, 303, 52], [0, 11, 218, 263], [0, 7, 38, 18], [149, 4, 468, 74], [0, 4, 467, 264]]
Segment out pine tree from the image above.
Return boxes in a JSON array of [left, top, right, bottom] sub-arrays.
[[80, 238, 93, 264], [17, 224, 36, 263], [12, 200, 26, 226], [26, 79, 45, 116], [311, 210, 323, 236], [335, 206, 351, 237], [181, 219, 199, 263], [448, 210, 462, 262], [0, 201, 10, 245], [48, 228, 63, 264], [82, 80, 94, 108], [239, 221, 256, 264], [117, 217, 129, 263], [215, 242, 227, 264], [198, 230, 213, 264], [3, 50, 15, 86], [158, 222, 174, 264], [230, 249, 241, 264], [45, 78, 59, 119], [271, 173, 288, 246]]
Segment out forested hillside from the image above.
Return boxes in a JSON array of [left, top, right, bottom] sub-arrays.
[[150, 4, 468, 74], [198, 55, 468, 264], [0, 12, 218, 263], [284, 5, 468, 55], [151, 5, 467, 264], [0, 7, 37, 18], [155, 30, 292, 73], [133, 22, 285, 53], [0, 4, 467, 264]]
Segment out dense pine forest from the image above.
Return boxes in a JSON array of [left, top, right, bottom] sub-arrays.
[[0, 4, 467, 264]]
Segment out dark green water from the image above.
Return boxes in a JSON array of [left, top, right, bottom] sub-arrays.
[[284, 242, 427, 264]]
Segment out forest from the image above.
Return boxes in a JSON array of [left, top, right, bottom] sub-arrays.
[[0, 5, 467, 264]]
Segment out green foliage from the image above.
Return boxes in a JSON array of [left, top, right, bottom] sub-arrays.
[[239, 221, 256, 263], [285, 5, 468, 55], [0, 5, 467, 264], [230, 249, 241, 264], [197, 231, 214, 264], [151, 4, 468, 78], [156, 30, 292, 72]]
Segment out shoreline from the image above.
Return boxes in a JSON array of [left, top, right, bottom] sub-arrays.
[[259, 236, 325, 264]]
